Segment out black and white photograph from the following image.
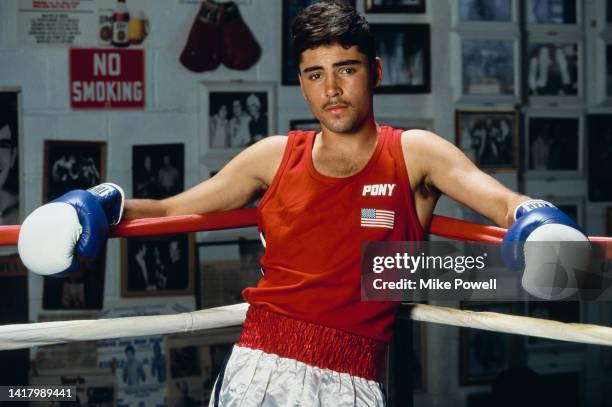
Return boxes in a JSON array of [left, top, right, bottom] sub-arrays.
[[527, 0, 577, 24], [282, 0, 356, 86], [365, 0, 425, 14], [588, 114, 612, 201], [43, 140, 106, 202], [197, 239, 263, 309], [459, 0, 513, 22], [0, 91, 19, 227], [122, 235, 194, 297], [528, 42, 579, 96], [462, 39, 515, 95], [290, 119, 320, 131], [527, 117, 580, 172], [201, 82, 276, 156], [456, 110, 518, 171], [372, 24, 431, 93], [167, 329, 240, 406], [43, 251, 106, 310], [460, 302, 517, 385], [132, 143, 184, 199]]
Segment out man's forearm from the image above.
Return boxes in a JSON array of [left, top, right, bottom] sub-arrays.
[[123, 199, 169, 220], [503, 194, 531, 228]]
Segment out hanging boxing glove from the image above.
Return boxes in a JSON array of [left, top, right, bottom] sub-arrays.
[[179, 0, 223, 73], [220, 1, 261, 70]]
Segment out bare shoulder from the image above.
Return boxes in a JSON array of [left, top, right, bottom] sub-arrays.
[[399, 129, 446, 188], [234, 135, 288, 187]]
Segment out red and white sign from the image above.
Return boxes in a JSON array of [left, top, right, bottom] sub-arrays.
[[70, 48, 145, 109]]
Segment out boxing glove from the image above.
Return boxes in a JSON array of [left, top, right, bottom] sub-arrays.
[[18, 183, 124, 276], [502, 199, 591, 300], [220, 2, 261, 70], [179, 0, 223, 73]]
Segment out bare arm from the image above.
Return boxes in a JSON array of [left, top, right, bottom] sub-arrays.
[[403, 129, 529, 227], [123, 136, 287, 220]]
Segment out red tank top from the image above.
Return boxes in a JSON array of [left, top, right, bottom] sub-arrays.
[[243, 126, 424, 343]]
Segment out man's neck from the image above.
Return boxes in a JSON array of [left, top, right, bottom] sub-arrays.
[[319, 119, 379, 153]]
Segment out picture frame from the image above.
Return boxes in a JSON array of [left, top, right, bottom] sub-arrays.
[[121, 234, 195, 297], [281, 0, 357, 86], [461, 37, 516, 97], [290, 119, 320, 132], [167, 327, 241, 406], [200, 81, 276, 158], [43, 247, 106, 310], [196, 239, 263, 309], [525, 113, 582, 177], [0, 90, 21, 228], [132, 143, 184, 199], [526, 0, 578, 26], [459, 302, 517, 385], [527, 41, 581, 100], [43, 140, 107, 202], [458, 0, 513, 22], [587, 114, 612, 201], [371, 24, 431, 94], [455, 110, 519, 171], [364, 0, 425, 14]]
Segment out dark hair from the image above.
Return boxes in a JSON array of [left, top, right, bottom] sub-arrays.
[[291, 1, 376, 70]]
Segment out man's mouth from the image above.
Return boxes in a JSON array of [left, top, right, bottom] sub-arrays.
[[324, 103, 349, 113]]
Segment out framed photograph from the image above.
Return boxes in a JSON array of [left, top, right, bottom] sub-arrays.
[[372, 24, 431, 94], [282, 0, 357, 86], [167, 328, 241, 406], [459, 302, 517, 385], [121, 235, 195, 297], [526, 115, 581, 176], [455, 110, 519, 171], [527, 0, 577, 25], [132, 144, 184, 199], [290, 119, 320, 131], [201, 82, 276, 157], [43, 250, 106, 310], [527, 42, 579, 97], [43, 140, 106, 202], [587, 114, 612, 201], [459, 0, 512, 22], [365, 0, 425, 14], [196, 239, 263, 309], [462, 38, 515, 96], [0, 90, 20, 227]]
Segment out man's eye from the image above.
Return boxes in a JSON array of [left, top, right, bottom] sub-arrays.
[[341, 67, 355, 74], [309, 73, 321, 80]]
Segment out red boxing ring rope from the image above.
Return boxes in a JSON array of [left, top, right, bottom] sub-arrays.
[[0, 208, 610, 246]]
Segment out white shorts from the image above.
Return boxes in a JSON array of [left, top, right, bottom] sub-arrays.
[[209, 345, 386, 407]]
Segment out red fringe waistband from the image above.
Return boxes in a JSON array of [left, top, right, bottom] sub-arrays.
[[236, 306, 388, 382]]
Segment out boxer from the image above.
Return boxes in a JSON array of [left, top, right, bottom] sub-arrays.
[[19, 2, 587, 406]]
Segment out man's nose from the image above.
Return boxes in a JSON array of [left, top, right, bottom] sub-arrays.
[[325, 75, 342, 98]]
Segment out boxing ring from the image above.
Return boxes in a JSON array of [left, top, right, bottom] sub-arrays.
[[0, 208, 612, 351]]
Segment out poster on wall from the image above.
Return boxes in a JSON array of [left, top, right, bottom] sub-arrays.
[[0, 91, 20, 232], [70, 48, 145, 109], [17, 0, 151, 48]]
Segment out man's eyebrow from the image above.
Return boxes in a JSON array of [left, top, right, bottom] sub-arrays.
[[301, 59, 363, 74]]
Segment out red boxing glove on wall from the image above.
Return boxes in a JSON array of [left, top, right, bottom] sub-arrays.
[[179, 0, 223, 73], [220, 2, 261, 70]]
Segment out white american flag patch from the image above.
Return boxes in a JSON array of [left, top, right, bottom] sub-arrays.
[[360, 208, 395, 229]]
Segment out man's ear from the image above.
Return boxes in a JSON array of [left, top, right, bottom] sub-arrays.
[[373, 57, 383, 88]]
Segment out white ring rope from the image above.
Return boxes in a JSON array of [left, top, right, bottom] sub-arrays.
[[0, 302, 611, 350]]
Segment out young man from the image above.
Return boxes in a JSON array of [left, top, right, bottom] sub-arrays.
[[19, 2, 587, 406]]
